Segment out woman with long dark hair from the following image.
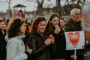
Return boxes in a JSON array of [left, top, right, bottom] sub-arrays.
[[6, 18, 28, 60], [45, 13, 66, 60]]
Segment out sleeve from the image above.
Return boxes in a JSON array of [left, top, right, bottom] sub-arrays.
[[6, 39, 27, 60], [31, 39, 47, 56], [27, 36, 47, 57], [26, 34, 48, 57], [64, 23, 73, 32]]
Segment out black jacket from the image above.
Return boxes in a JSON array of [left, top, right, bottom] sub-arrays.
[[0, 30, 7, 60], [51, 33, 66, 59], [65, 18, 82, 32], [24, 31, 55, 60]]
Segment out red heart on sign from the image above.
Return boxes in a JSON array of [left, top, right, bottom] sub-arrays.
[[68, 32, 80, 46]]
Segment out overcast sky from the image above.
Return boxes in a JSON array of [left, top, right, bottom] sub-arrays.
[[0, 0, 88, 12]]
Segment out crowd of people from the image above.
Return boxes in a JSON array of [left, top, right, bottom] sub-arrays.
[[0, 8, 89, 60]]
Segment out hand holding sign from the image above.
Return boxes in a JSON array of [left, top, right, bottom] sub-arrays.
[[67, 32, 81, 60]]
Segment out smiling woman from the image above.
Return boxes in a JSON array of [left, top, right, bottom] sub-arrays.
[[24, 16, 55, 60]]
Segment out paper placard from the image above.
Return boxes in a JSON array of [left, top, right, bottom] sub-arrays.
[[65, 31, 85, 50]]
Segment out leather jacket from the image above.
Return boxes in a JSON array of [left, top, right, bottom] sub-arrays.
[[24, 31, 55, 60]]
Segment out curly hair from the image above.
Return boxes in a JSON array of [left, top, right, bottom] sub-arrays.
[[7, 18, 25, 38]]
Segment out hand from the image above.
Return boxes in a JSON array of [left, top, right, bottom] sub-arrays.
[[54, 25, 61, 34], [44, 37, 52, 46], [71, 55, 77, 60], [26, 46, 32, 54], [27, 49, 32, 54], [48, 35, 55, 44]]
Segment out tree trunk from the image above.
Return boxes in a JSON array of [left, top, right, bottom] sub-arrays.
[[37, 0, 44, 15], [56, 0, 61, 16]]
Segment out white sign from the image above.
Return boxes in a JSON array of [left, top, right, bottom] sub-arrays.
[[65, 31, 85, 50]]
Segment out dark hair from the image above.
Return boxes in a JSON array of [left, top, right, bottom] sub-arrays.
[[60, 17, 64, 20], [8, 18, 25, 38], [45, 13, 63, 34], [60, 17, 66, 22], [0, 20, 3, 30], [32, 16, 46, 32], [0, 20, 4, 23], [49, 14, 60, 21]]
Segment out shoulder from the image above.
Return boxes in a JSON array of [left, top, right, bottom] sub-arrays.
[[65, 19, 71, 24], [7, 37, 20, 44], [25, 33, 36, 41], [28, 32, 36, 38], [65, 21, 71, 27]]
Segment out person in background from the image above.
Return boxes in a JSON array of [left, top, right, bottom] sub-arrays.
[[6, 18, 29, 60], [60, 17, 66, 31], [45, 13, 66, 60], [0, 19, 7, 60], [24, 16, 55, 60], [65, 8, 82, 31], [65, 8, 85, 60]]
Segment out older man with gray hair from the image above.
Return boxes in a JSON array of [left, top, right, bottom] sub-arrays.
[[70, 8, 80, 15], [70, 8, 81, 22], [65, 8, 85, 60], [65, 8, 82, 31]]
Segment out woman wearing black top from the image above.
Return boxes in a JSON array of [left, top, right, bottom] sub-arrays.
[[25, 16, 55, 60], [45, 13, 66, 60]]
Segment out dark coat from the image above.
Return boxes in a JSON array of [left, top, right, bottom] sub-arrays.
[[44, 22, 66, 59], [65, 18, 82, 32], [52, 33, 66, 59], [0, 30, 7, 60], [24, 31, 55, 60], [65, 18, 85, 60]]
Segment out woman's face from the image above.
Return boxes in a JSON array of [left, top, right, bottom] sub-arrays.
[[37, 21, 47, 33], [60, 20, 65, 27], [51, 16, 59, 26], [20, 23, 26, 34], [0, 21, 6, 30]]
